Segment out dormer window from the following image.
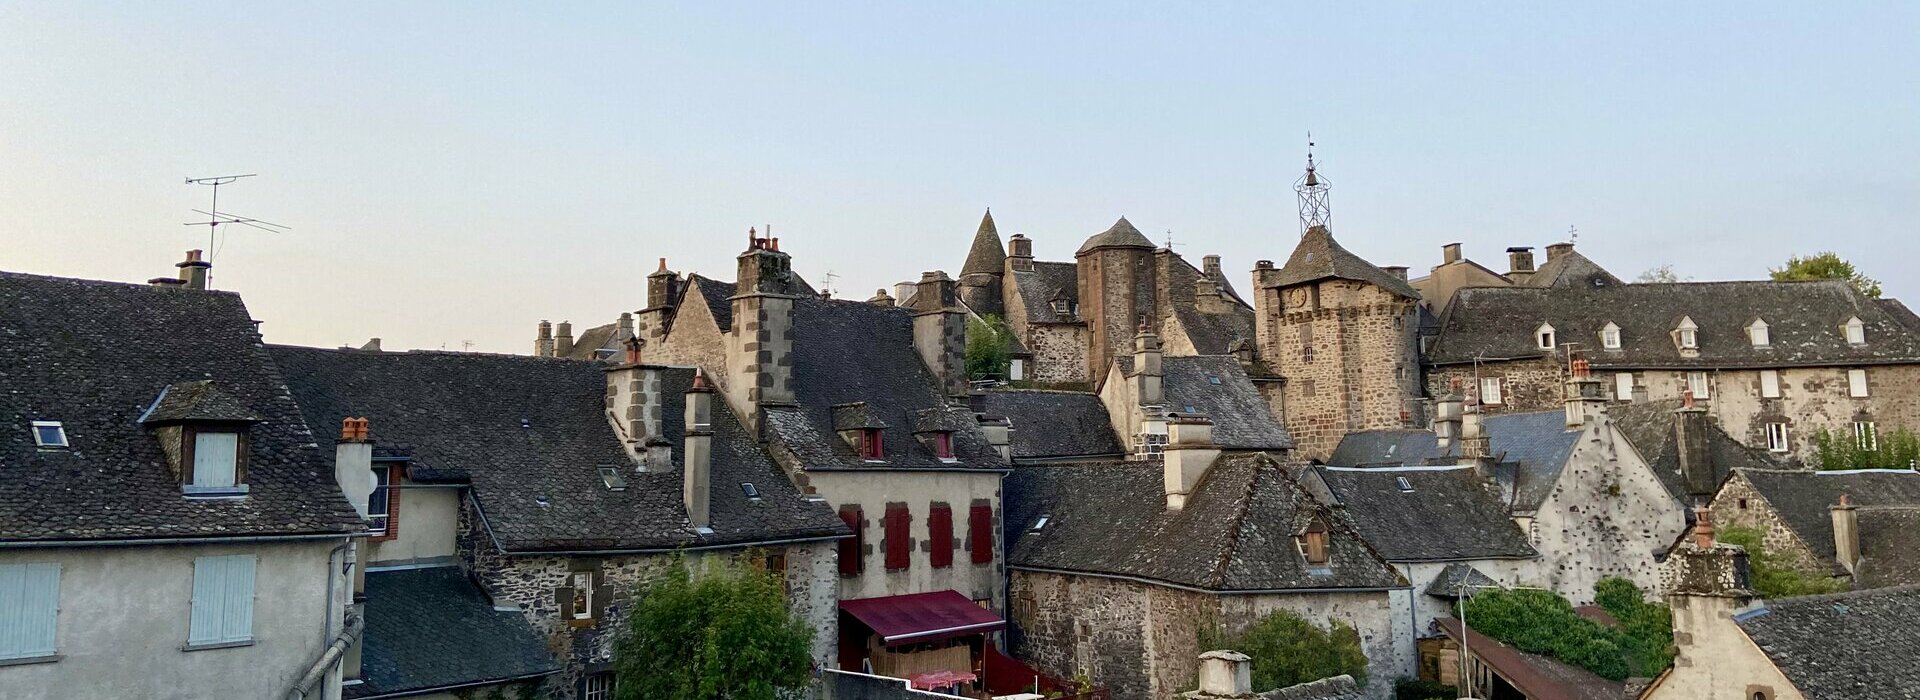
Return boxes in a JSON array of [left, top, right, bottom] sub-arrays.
[[1845, 317, 1867, 346], [139, 380, 261, 497], [860, 428, 885, 460], [931, 432, 955, 461], [1051, 300, 1070, 315], [1600, 323, 1621, 350], [1296, 519, 1331, 565], [1535, 323, 1557, 351], [1749, 319, 1771, 348], [29, 421, 67, 448], [1675, 317, 1699, 350], [189, 430, 245, 494], [367, 465, 393, 533]]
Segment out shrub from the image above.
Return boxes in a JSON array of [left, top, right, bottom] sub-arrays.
[[1717, 526, 1848, 598], [1812, 426, 1920, 471], [1458, 579, 1672, 681], [1200, 609, 1369, 690], [612, 557, 813, 700], [966, 314, 1012, 380]]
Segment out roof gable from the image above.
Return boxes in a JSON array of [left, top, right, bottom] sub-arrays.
[[1267, 226, 1419, 299], [1075, 217, 1156, 255]]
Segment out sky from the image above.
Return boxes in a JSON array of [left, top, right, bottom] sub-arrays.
[[3, 3, 1916, 353]]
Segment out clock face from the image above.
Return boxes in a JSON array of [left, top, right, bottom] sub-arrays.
[[1286, 288, 1309, 307]]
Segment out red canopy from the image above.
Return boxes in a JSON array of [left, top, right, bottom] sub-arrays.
[[839, 590, 1006, 646]]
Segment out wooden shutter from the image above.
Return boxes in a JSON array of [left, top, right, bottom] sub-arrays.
[[928, 504, 954, 569], [192, 432, 240, 487], [969, 504, 994, 564], [884, 503, 911, 571], [0, 563, 59, 659], [189, 555, 255, 645], [838, 507, 863, 576]]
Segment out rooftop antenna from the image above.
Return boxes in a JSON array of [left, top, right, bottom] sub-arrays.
[[183, 174, 290, 286], [1163, 229, 1182, 251], [821, 270, 840, 298], [1568, 224, 1579, 245], [1294, 133, 1332, 236]]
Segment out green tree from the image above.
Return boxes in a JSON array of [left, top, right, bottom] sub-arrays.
[[1201, 609, 1370, 690], [1717, 526, 1847, 598], [1811, 426, 1920, 471], [612, 557, 813, 700], [1635, 265, 1685, 283], [966, 314, 1013, 381], [1770, 252, 1882, 298], [1457, 580, 1673, 681]]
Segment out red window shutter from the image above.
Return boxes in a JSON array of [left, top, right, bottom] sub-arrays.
[[838, 508, 863, 575], [928, 504, 954, 569], [969, 504, 994, 564], [934, 433, 953, 459], [884, 504, 911, 571]]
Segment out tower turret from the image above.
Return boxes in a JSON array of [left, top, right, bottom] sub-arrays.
[[958, 209, 1006, 317]]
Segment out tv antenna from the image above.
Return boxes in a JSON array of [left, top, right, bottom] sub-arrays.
[[183, 174, 291, 274], [821, 270, 840, 298]]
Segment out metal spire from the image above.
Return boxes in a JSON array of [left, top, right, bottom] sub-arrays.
[[1294, 134, 1331, 236]]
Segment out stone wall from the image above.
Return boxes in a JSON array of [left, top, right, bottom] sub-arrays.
[[1080, 248, 1157, 387], [1425, 355, 1564, 414], [1026, 323, 1089, 385], [1707, 474, 1827, 577], [1267, 280, 1419, 460], [644, 290, 729, 389], [1526, 416, 1688, 600]]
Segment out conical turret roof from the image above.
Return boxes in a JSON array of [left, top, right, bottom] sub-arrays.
[[1076, 217, 1156, 255], [960, 209, 1006, 277], [1268, 225, 1420, 299]]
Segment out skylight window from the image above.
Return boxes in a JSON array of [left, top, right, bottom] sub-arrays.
[[1031, 515, 1051, 532], [1207, 375, 1222, 385], [1396, 476, 1413, 492], [30, 421, 67, 448], [1183, 405, 1197, 413], [740, 482, 761, 500], [598, 466, 627, 491]]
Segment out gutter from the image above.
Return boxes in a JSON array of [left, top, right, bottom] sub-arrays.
[[1009, 565, 1411, 596], [0, 532, 357, 549]]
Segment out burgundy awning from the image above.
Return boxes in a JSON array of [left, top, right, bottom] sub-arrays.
[[839, 590, 1006, 646]]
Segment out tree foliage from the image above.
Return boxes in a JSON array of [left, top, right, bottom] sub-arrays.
[[1201, 609, 1370, 690], [966, 314, 1013, 380], [1811, 426, 1920, 471], [612, 557, 813, 700], [1457, 579, 1672, 681], [1770, 252, 1882, 298], [1716, 526, 1847, 599], [1635, 265, 1685, 283]]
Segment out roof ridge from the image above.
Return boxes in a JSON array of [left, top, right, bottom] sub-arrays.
[[1761, 582, 1920, 607], [267, 343, 607, 364], [1204, 455, 1265, 589], [0, 270, 243, 297]]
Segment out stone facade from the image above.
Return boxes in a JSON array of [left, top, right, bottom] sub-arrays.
[[1425, 355, 1565, 417], [1010, 571, 1400, 700], [1260, 279, 1419, 460], [803, 469, 1005, 607], [1023, 323, 1089, 384], [1523, 414, 1688, 600], [1706, 473, 1828, 578], [1079, 246, 1160, 385], [1644, 540, 1798, 700]]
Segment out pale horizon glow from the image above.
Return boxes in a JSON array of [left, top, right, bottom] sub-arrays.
[[3, 3, 1915, 353]]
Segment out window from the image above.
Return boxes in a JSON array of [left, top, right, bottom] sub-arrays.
[[1616, 373, 1635, 401], [28, 422, 66, 448], [1030, 514, 1051, 532], [883, 503, 911, 571], [931, 433, 955, 461], [1395, 476, 1413, 493], [1845, 317, 1866, 345], [968, 503, 994, 564], [367, 465, 392, 534], [1207, 375, 1222, 385], [1765, 423, 1790, 453], [598, 466, 627, 491], [1760, 370, 1781, 399], [1536, 323, 1556, 351], [928, 503, 954, 569], [838, 507, 863, 576], [1600, 323, 1622, 350], [1051, 299, 1070, 315], [1749, 320, 1770, 348], [1300, 324, 1314, 363], [1676, 317, 1699, 350], [1296, 520, 1330, 565], [0, 563, 60, 661], [1738, 498, 1749, 510], [190, 431, 242, 491], [1849, 369, 1869, 397], [1687, 372, 1711, 400], [582, 673, 616, 700], [860, 429, 885, 460], [1855, 422, 1878, 450], [568, 572, 593, 620], [188, 555, 256, 648], [1479, 377, 1504, 406]]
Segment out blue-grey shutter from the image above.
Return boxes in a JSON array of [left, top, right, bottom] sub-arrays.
[[0, 563, 60, 659], [189, 555, 256, 645], [220, 556, 255, 642]]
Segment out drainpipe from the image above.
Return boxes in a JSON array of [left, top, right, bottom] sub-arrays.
[[289, 540, 358, 700]]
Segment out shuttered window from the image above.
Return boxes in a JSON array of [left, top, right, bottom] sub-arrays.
[[1615, 373, 1635, 400], [188, 555, 255, 647], [1849, 369, 1870, 398], [838, 507, 863, 576], [883, 503, 911, 571], [192, 432, 240, 488], [1760, 370, 1781, 398], [0, 563, 60, 660], [968, 504, 994, 564], [928, 504, 954, 569]]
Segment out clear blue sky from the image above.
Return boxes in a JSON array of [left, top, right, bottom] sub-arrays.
[[4, 3, 1915, 353]]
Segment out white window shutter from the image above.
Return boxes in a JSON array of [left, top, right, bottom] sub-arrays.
[[1849, 369, 1869, 397], [0, 563, 60, 659], [1761, 370, 1781, 398], [221, 556, 255, 642], [193, 433, 239, 487], [189, 555, 255, 645], [1615, 373, 1634, 400]]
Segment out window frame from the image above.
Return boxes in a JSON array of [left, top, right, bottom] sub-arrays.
[[1848, 369, 1869, 398], [0, 562, 61, 662], [1615, 372, 1635, 401], [1600, 322, 1622, 350], [930, 432, 955, 461], [928, 503, 954, 569], [1855, 422, 1878, 451], [186, 554, 257, 650], [1760, 369, 1781, 399], [1478, 377, 1505, 406], [366, 465, 393, 535], [568, 571, 594, 620], [860, 428, 885, 461], [1845, 317, 1867, 346], [838, 507, 864, 576], [28, 421, 67, 449], [1748, 320, 1771, 348], [582, 672, 616, 700], [1536, 323, 1557, 351], [1687, 372, 1712, 400], [883, 503, 911, 572], [181, 426, 250, 496], [1297, 520, 1331, 565], [968, 503, 994, 565], [1765, 423, 1790, 453]]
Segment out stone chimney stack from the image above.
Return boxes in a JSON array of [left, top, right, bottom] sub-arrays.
[[617, 311, 635, 343], [1202, 254, 1224, 281], [1564, 359, 1607, 428], [1193, 650, 1252, 697], [727, 229, 799, 425], [1546, 242, 1574, 262], [554, 321, 575, 357], [868, 288, 895, 307], [534, 320, 555, 357], [175, 249, 211, 290], [1832, 494, 1860, 574], [1461, 407, 1493, 479], [606, 344, 669, 471], [893, 281, 916, 306], [1382, 265, 1409, 282], [637, 259, 682, 350], [1674, 393, 1716, 502], [1163, 415, 1221, 511], [683, 370, 715, 530], [1008, 233, 1035, 273], [1442, 242, 1462, 265], [1661, 507, 1755, 691], [1133, 321, 1164, 408], [905, 271, 969, 399], [1434, 391, 1464, 450], [1506, 246, 1536, 283], [1666, 508, 1752, 597]]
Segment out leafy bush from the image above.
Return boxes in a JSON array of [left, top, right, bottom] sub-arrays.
[[1770, 252, 1881, 298], [1716, 526, 1847, 598], [1458, 579, 1672, 681], [966, 314, 1012, 380], [1812, 426, 1920, 471], [612, 557, 813, 700], [1200, 609, 1369, 690]]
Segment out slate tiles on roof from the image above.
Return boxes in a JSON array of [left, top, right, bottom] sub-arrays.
[[1326, 410, 1583, 511], [1318, 466, 1536, 562], [1735, 584, 1920, 700], [1013, 261, 1081, 324], [270, 346, 845, 552], [1424, 562, 1499, 597], [1855, 508, 1920, 589], [141, 379, 262, 424], [1611, 400, 1792, 502], [977, 390, 1124, 459], [1736, 468, 1920, 565], [1258, 674, 1365, 700], [348, 567, 560, 698], [560, 322, 619, 360], [1075, 217, 1156, 255], [1518, 248, 1622, 290], [1265, 226, 1420, 299], [960, 210, 1006, 277], [1004, 456, 1405, 592], [1161, 356, 1292, 450], [0, 272, 363, 542], [1428, 280, 1920, 367], [689, 274, 735, 331]]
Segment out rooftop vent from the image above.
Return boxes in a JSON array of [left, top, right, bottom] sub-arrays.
[[30, 421, 67, 448]]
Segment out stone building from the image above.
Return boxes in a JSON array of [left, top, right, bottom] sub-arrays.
[[272, 346, 848, 699], [1426, 279, 1920, 462], [1097, 324, 1292, 459], [1611, 398, 1796, 508], [1409, 240, 1623, 318], [0, 265, 365, 700], [1705, 468, 1920, 589]]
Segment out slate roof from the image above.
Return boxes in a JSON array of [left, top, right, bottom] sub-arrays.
[[1004, 456, 1406, 592], [1160, 253, 1257, 355], [960, 210, 1005, 277], [1518, 246, 1622, 289], [1436, 618, 1623, 700], [1428, 280, 1920, 367], [1012, 261, 1081, 324], [1425, 562, 1499, 597], [1855, 509, 1920, 589], [1265, 226, 1420, 299], [689, 273, 737, 331], [764, 295, 1005, 471], [1735, 584, 1920, 699], [1326, 410, 1584, 511], [271, 346, 846, 552], [1258, 674, 1365, 700], [559, 321, 620, 360], [1735, 469, 1920, 567], [1075, 217, 1156, 255], [1317, 466, 1536, 562], [1612, 400, 1793, 502], [347, 567, 560, 698], [141, 379, 262, 424], [0, 272, 364, 542], [977, 390, 1125, 460], [1160, 356, 1292, 450]]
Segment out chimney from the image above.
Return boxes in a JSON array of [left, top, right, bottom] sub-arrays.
[[1832, 494, 1859, 574], [1202, 254, 1223, 281], [727, 229, 799, 424], [606, 342, 669, 471], [905, 271, 969, 398], [175, 249, 211, 290], [1008, 234, 1035, 273], [1506, 246, 1536, 276], [683, 370, 715, 530], [1668, 507, 1752, 597], [534, 320, 555, 357], [1193, 278, 1229, 314], [1383, 265, 1409, 281], [1163, 415, 1221, 510], [554, 321, 575, 357], [1442, 242, 1463, 265], [617, 311, 635, 343], [358, 338, 382, 352], [1674, 394, 1715, 502], [1434, 391, 1464, 450], [1546, 242, 1574, 262], [893, 281, 917, 306], [636, 259, 682, 350], [868, 288, 895, 307], [1563, 358, 1607, 428], [1194, 650, 1253, 697], [333, 418, 375, 520], [1132, 321, 1164, 407], [1461, 408, 1493, 479], [979, 414, 1012, 463]]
